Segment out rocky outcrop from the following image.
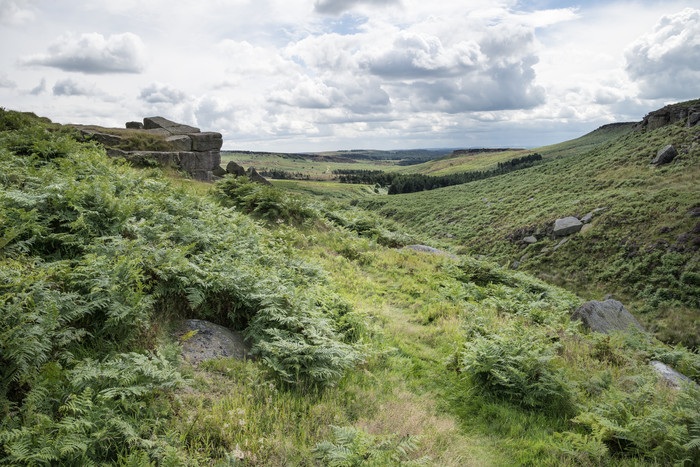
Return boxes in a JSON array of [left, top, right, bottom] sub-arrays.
[[553, 216, 583, 236], [246, 167, 273, 186], [226, 161, 246, 176], [125, 121, 143, 129], [143, 116, 201, 135], [80, 129, 125, 147], [650, 144, 678, 166], [571, 299, 645, 334], [636, 101, 700, 131], [177, 319, 252, 365]]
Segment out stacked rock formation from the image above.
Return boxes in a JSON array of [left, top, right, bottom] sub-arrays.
[[138, 116, 223, 181]]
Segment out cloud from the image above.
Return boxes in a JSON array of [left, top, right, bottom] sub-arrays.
[[314, 0, 399, 15], [625, 8, 700, 99], [139, 82, 186, 104], [29, 77, 45, 95], [22, 32, 147, 74], [0, 73, 16, 88], [0, 0, 34, 25], [52, 78, 98, 96], [363, 32, 482, 79]]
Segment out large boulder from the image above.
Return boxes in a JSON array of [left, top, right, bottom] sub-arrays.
[[177, 319, 252, 365], [189, 132, 223, 151], [80, 129, 125, 147], [650, 145, 678, 166], [649, 361, 697, 390], [571, 299, 645, 334], [246, 167, 273, 186], [125, 121, 144, 129], [166, 134, 192, 151], [179, 151, 221, 173], [143, 116, 200, 135], [688, 112, 700, 128], [553, 216, 583, 236], [226, 161, 246, 176]]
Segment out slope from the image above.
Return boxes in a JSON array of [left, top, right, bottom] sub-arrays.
[[399, 122, 636, 176], [362, 112, 700, 347]]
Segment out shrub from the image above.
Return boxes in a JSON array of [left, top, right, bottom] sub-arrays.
[[460, 320, 573, 411]]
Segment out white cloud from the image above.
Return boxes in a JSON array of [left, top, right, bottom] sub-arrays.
[[139, 82, 186, 104], [29, 77, 45, 95], [0, 72, 16, 88], [0, 0, 34, 25], [625, 8, 700, 99], [53, 78, 99, 97], [22, 32, 147, 74], [314, 0, 399, 15]]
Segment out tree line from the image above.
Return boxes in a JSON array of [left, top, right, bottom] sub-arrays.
[[335, 153, 543, 194]]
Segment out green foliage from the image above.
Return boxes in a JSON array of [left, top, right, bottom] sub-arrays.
[[363, 118, 700, 346], [313, 425, 430, 466], [571, 381, 700, 464], [460, 320, 573, 411], [215, 175, 320, 224], [0, 112, 367, 463]]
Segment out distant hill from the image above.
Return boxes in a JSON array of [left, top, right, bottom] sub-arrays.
[[362, 101, 700, 347]]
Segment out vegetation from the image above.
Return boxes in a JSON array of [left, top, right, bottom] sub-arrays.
[[362, 115, 700, 347], [336, 153, 543, 194], [1, 105, 699, 466]]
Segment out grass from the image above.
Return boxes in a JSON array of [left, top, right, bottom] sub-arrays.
[[3, 106, 700, 466], [361, 119, 700, 347]]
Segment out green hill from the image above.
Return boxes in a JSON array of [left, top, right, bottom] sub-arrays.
[[2, 107, 699, 466], [362, 106, 699, 347]]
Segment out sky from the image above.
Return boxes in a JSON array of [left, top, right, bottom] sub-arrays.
[[1, 0, 699, 152]]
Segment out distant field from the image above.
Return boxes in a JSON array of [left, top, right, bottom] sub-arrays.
[[222, 151, 399, 181], [271, 179, 382, 200]]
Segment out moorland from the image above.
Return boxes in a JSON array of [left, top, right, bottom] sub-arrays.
[[0, 101, 698, 466]]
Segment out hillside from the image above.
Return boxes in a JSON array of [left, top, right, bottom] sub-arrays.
[[362, 102, 700, 347], [1, 107, 699, 466]]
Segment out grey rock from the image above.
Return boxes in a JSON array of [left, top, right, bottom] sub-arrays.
[[651, 145, 678, 166], [540, 247, 550, 254], [571, 299, 645, 334], [144, 128, 171, 136], [125, 121, 143, 129], [106, 148, 128, 158], [81, 129, 125, 147], [226, 161, 246, 176], [246, 167, 273, 186], [189, 132, 223, 151], [552, 238, 569, 251], [166, 134, 192, 151], [177, 319, 252, 365], [212, 165, 227, 177], [581, 212, 594, 223], [580, 223, 593, 234], [179, 151, 221, 173], [647, 114, 669, 131], [649, 361, 696, 390], [523, 236, 537, 244], [511, 260, 520, 269], [143, 116, 200, 135], [554, 216, 583, 236], [125, 151, 180, 168], [593, 207, 607, 213], [688, 112, 700, 128], [402, 245, 458, 260]]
